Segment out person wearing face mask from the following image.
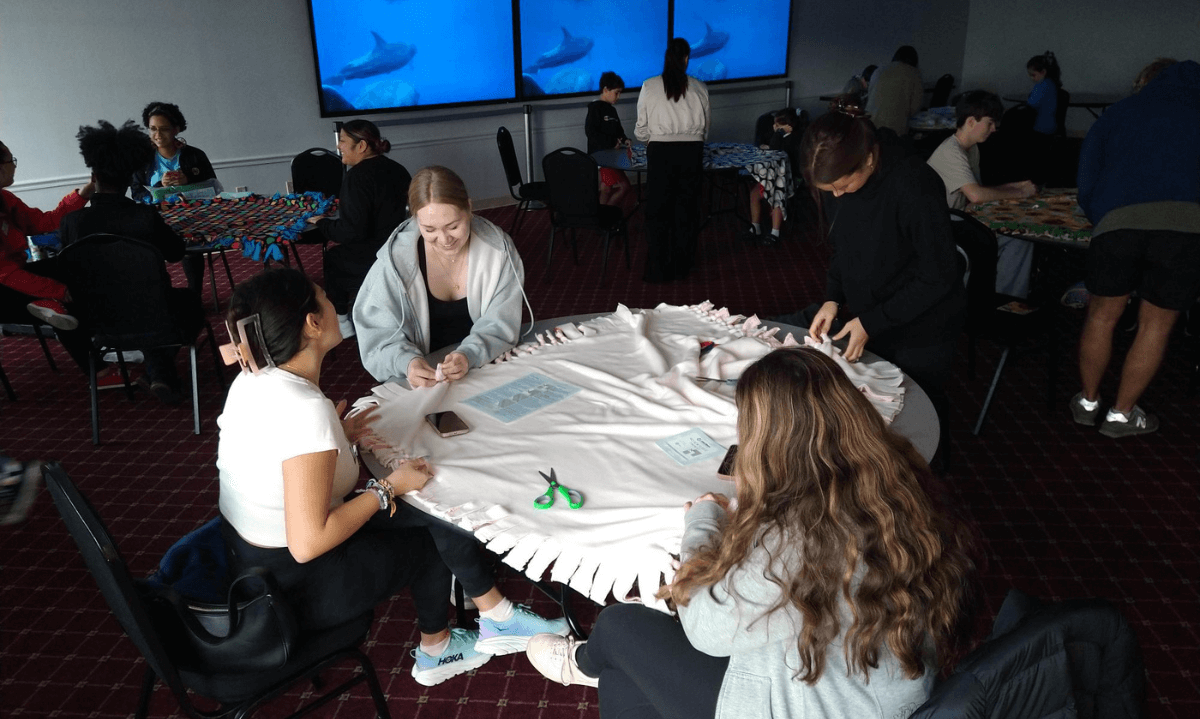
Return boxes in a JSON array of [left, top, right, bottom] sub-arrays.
[[926, 90, 1037, 297], [353, 165, 527, 388]]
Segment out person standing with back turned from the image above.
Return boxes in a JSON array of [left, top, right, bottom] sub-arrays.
[[635, 38, 710, 283]]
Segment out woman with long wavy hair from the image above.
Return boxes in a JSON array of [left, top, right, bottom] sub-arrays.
[[526, 347, 976, 719]]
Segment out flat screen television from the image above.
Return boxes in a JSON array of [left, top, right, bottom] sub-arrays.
[[673, 0, 791, 84], [518, 0, 669, 99], [308, 0, 517, 115]]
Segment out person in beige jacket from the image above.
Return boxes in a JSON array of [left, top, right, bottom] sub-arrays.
[[865, 46, 924, 136]]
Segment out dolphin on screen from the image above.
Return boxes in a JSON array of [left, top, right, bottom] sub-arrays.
[[524, 27, 593, 73], [324, 31, 416, 86], [689, 22, 729, 59]]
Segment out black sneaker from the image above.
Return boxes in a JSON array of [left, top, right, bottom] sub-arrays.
[[1, 460, 42, 526]]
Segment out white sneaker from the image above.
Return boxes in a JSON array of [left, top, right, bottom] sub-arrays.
[[337, 313, 355, 338], [525, 633, 599, 688]]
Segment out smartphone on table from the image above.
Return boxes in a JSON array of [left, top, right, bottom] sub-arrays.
[[425, 411, 470, 437], [717, 445, 738, 480]]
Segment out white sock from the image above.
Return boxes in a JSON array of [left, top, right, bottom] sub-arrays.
[[750, 223, 762, 235], [770, 228, 781, 238], [1077, 396, 1099, 411], [421, 635, 451, 656], [479, 597, 515, 623], [1105, 408, 1129, 423]]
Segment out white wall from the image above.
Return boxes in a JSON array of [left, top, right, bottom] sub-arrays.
[[961, 0, 1200, 134], [2, 0, 970, 209]]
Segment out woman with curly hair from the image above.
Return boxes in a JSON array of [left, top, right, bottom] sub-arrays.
[[526, 347, 977, 719], [130, 101, 218, 201]]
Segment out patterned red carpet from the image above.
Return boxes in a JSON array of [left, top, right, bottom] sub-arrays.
[[1, 202, 1197, 718]]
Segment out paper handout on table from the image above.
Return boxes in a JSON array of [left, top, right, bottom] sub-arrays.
[[656, 429, 726, 466], [462, 372, 581, 423]]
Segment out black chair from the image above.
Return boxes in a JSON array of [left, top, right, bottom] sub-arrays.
[[909, 589, 1145, 719], [950, 210, 1059, 435], [57, 234, 227, 444], [542, 147, 628, 282], [43, 462, 392, 719], [929, 73, 955, 108], [0, 345, 14, 401], [497, 126, 549, 238], [288, 148, 345, 274]]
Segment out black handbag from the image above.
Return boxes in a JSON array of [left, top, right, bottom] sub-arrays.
[[140, 567, 298, 673]]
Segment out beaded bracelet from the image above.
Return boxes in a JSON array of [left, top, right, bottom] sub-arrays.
[[365, 478, 397, 517]]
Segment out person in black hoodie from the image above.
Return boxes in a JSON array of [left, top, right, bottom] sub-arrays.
[[61, 119, 202, 404], [584, 71, 632, 208], [308, 119, 411, 337], [802, 98, 965, 460]]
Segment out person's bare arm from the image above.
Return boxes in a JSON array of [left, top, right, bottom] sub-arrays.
[[960, 180, 1036, 204]]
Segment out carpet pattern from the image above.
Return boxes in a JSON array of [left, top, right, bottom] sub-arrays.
[[1, 200, 1197, 718]]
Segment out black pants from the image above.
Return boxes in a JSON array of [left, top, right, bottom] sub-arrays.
[[0, 258, 93, 373], [142, 287, 207, 389], [644, 142, 704, 283], [869, 335, 958, 468], [324, 242, 382, 315], [577, 604, 728, 719]]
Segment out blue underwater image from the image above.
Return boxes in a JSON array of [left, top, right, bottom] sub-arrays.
[[674, 0, 790, 83], [310, 0, 516, 113], [519, 0, 669, 97]]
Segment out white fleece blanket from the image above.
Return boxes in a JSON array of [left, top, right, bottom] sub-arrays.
[[353, 303, 904, 611]]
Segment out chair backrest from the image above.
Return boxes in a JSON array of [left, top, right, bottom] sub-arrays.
[[57, 234, 180, 344], [43, 462, 190, 698], [1055, 88, 1071, 136], [930, 73, 955, 108], [949, 210, 999, 322], [290, 148, 344, 198], [496, 126, 526, 190], [542, 147, 601, 222]]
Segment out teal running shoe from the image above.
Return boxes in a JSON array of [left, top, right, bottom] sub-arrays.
[[475, 604, 570, 655], [410, 627, 492, 686]]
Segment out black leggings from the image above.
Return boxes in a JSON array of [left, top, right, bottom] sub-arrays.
[[577, 603, 728, 719], [324, 242, 381, 315], [644, 141, 704, 282], [221, 501, 496, 634]]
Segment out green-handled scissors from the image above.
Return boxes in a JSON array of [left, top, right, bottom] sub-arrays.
[[534, 468, 583, 510]]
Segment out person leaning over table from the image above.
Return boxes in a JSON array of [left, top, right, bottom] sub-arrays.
[[524, 348, 978, 719], [798, 97, 965, 467], [305, 119, 411, 339], [218, 268, 567, 687], [353, 165, 526, 387], [58, 119, 202, 405], [865, 46, 924, 137], [130, 101, 219, 293], [926, 90, 1037, 298], [1071, 58, 1200, 439]]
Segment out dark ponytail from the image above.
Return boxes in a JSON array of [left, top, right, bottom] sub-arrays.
[[341, 119, 391, 155], [226, 268, 320, 365], [1027, 51, 1062, 88], [662, 38, 691, 102]]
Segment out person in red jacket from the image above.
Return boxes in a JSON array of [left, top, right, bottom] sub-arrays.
[[0, 140, 94, 331]]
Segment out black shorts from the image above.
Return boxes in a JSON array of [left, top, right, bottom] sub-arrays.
[[1085, 229, 1200, 311]]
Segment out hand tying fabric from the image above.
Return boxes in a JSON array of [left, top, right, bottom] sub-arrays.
[[336, 400, 378, 444], [407, 357, 439, 388], [684, 492, 731, 512], [808, 300, 839, 340], [439, 352, 469, 382], [832, 317, 869, 362]]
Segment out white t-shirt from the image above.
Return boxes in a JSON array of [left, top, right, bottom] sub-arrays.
[[926, 134, 981, 211], [217, 367, 360, 548]]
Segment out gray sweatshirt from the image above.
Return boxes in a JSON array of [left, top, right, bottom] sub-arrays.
[[677, 502, 934, 719]]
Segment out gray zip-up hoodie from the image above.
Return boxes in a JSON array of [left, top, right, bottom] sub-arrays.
[[677, 502, 935, 719], [352, 214, 525, 384]]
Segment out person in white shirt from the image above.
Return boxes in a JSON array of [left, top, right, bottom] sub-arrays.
[[926, 90, 1037, 297], [217, 268, 566, 687], [635, 37, 710, 283]]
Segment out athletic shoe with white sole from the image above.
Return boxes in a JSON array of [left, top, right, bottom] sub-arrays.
[[26, 299, 78, 331], [410, 627, 491, 686], [1069, 392, 1100, 426], [1099, 406, 1159, 438], [1, 459, 42, 526], [526, 633, 599, 688], [475, 604, 570, 656]]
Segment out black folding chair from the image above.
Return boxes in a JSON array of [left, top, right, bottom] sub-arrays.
[[288, 148, 345, 274], [497, 127, 549, 238], [542, 147, 628, 283], [43, 462, 391, 719]]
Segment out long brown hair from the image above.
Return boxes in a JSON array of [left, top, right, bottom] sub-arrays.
[[665, 348, 976, 683], [662, 38, 691, 101], [801, 99, 879, 240]]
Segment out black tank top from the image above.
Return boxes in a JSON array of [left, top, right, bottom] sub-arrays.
[[418, 241, 473, 352]]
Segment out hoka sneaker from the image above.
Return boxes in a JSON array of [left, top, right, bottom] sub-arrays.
[[526, 633, 599, 688], [1099, 406, 1159, 439], [410, 627, 491, 686], [475, 604, 570, 655]]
